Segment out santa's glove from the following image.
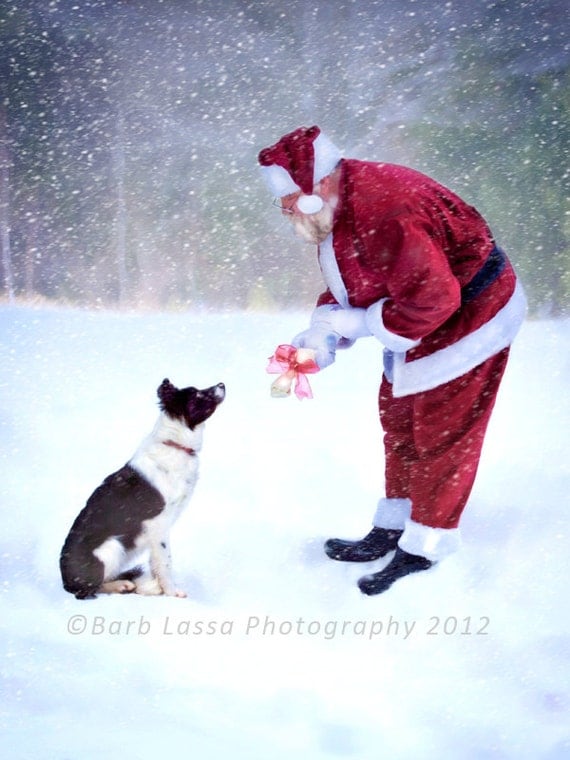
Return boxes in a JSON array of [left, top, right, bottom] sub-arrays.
[[292, 325, 339, 369], [292, 305, 371, 369], [321, 305, 372, 342]]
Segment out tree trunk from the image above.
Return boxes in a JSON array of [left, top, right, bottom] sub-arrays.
[[114, 107, 128, 306], [0, 104, 14, 302]]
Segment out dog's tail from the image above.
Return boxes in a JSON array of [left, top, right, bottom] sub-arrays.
[[114, 566, 144, 583]]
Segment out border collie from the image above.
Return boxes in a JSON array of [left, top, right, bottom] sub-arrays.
[[60, 378, 225, 600]]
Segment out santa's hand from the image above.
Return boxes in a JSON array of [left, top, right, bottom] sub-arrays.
[[316, 305, 372, 342], [292, 326, 339, 369]]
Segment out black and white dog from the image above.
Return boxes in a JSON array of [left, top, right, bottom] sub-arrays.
[[60, 378, 225, 600]]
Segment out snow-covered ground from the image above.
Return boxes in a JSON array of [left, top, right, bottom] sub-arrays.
[[0, 303, 569, 759]]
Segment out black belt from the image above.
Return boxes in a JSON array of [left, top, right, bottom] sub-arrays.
[[461, 245, 506, 304]]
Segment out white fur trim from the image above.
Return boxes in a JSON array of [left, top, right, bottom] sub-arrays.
[[312, 131, 342, 184], [318, 234, 349, 307], [259, 163, 299, 197], [365, 299, 422, 351], [391, 279, 527, 397], [398, 518, 462, 561], [373, 497, 412, 530]]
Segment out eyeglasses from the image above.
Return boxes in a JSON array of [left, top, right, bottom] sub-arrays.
[[272, 198, 295, 214]]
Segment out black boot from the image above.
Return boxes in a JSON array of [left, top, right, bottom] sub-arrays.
[[324, 527, 403, 562], [358, 547, 434, 595]]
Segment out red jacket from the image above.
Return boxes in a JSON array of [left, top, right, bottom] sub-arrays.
[[315, 160, 526, 395]]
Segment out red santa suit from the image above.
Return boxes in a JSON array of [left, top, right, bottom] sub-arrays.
[[259, 127, 527, 561]]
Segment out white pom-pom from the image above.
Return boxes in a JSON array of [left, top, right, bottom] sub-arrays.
[[297, 194, 324, 214]]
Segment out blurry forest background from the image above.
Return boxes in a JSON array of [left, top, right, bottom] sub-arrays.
[[0, 0, 568, 314]]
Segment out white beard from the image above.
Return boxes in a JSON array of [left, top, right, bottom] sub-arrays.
[[290, 200, 335, 245]]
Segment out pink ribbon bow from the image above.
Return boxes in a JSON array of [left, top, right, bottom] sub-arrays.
[[266, 344, 320, 400]]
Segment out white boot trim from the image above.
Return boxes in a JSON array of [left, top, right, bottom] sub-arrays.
[[373, 497, 412, 530], [398, 518, 462, 561]]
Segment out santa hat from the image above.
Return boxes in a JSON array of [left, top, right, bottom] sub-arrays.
[[258, 125, 341, 214]]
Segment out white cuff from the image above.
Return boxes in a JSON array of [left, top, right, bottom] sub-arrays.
[[398, 519, 462, 561], [365, 299, 421, 352], [373, 497, 412, 530]]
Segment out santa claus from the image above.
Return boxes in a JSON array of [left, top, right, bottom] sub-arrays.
[[258, 125, 527, 595]]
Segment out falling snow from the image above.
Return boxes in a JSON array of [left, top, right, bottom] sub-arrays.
[[0, 1, 569, 757], [0, 0, 568, 312]]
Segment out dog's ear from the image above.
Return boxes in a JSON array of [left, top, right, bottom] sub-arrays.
[[157, 378, 178, 410]]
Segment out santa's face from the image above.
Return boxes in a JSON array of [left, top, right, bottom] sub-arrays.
[[280, 192, 335, 245]]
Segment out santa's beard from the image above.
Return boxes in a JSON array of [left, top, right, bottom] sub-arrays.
[[289, 201, 335, 245]]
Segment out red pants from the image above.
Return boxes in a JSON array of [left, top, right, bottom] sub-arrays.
[[379, 348, 509, 529]]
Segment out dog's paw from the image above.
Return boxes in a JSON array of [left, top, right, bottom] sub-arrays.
[[160, 585, 188, 598], [134, 578, 163, 596], [133, 575, 187, 598], [101, 579, 136, 595], [159, 585, 188, 598]]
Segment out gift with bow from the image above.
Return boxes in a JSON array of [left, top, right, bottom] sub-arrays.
[[266, 344, 319, 400]]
